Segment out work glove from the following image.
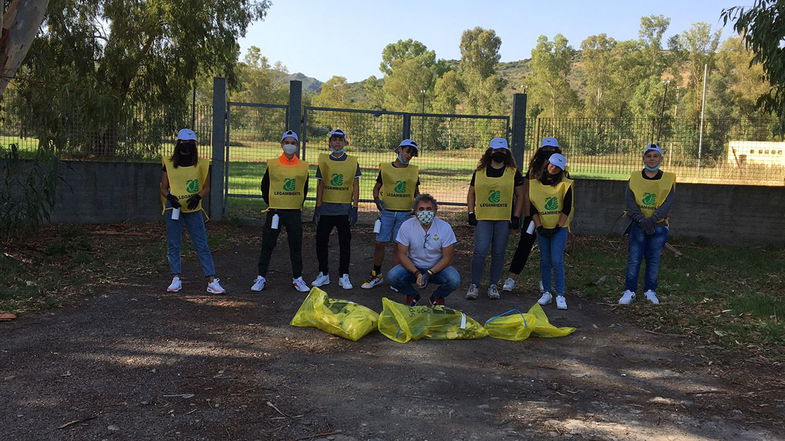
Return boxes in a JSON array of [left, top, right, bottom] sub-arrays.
[[312, 206, 321, 224], [348, 206, 358, 226], [374, 198, 385, 212], [640, 217, 656, 236], [186, 194, 201, 210], [510, 216, 521, 230], [468, 212, 477, 226], [166, 194, 181, 209]]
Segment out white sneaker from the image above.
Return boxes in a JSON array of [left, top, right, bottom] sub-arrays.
[[466, 284, 479, 300], [292, 276, 310, 293], [618, 290, 636, 305], [339, 274, 353, 290], [539, 280, 544, 293], [488, 284, 501, 299], [644, 290, 660, 305], [502, 277, 515, 292], [556, 295, 567, 310], [250, 275, 266, 292], [207, 278, 226, 295], [538, 291, 553, 305], [311, 272, 330, 287], [167, 276, 182, 293]]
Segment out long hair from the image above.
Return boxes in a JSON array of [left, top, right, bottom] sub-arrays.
[[170, 140, 199, 168], [527, 146, 562, 180], [475, 148, 517, 171]]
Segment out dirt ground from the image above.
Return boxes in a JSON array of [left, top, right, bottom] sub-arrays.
[[1, 224, 784, 441]]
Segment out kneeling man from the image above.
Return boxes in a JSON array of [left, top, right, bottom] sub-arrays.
[[387, 194, 461, 306]]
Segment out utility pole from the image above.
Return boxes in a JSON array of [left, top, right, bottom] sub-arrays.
[[698, 63, 708, 169]]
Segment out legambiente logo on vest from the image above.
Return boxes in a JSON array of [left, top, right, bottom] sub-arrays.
[[330, 173, 344, 187], [275, 177, 299, 196], [186, 179, 200, 194], [387, 180, 409, 197], [544, 196, 559, 210], [642, 192, 657, 206], [479, 189, 507, 208]]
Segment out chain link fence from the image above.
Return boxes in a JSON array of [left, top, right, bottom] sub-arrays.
[[526, 117, 785, 185]]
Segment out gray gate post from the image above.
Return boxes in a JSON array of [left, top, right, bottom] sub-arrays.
[[288, 80, 303, 156], [210, 77, 227, 221], [402, 114, 411, 140], [511, 93, 527, 169]]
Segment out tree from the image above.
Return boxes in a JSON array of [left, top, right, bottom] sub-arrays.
[[676, 22, 721, 118], [579, 34, 618, 118], [379, 39, 441, 112], [722, 1, 785, 133], [458, 27, 507, 114], [17, 0, 270, 156], [638, 15, 671, 75], [0, 0, 50, 96], [528, 34, 579, 118], [312, 76, 352, 108]]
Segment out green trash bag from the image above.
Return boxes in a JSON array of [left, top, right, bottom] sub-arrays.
[[377, 297, 488, 343], [290, 287, 379, 341], [484, 303, 576, 341]]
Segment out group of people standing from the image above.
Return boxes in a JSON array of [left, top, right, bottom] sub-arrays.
[[159, 128, 676, 309]]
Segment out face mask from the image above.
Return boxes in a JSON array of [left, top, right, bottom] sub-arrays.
[[397, 153, 409, 165], [491, 151, 507, 163], [644, 164, 660, 172], [179, 142, 195, 155], [283, 144, 297, 155], [330, 146, 345, 154], [416, 210, 434, 225]]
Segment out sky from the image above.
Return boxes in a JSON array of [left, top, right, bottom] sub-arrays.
[[238, 0, 735, 83]]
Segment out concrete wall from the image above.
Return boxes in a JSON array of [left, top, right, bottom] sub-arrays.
[[3, 160, 783, 245], [572, 179, 785, 246]]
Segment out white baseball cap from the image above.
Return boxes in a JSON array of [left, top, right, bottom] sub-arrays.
[[644, 143, 663, 155], [177, 128, 196, 141], [328, 129, 346, 138], [489, 137, 509, 150], [541, 137, 559, 148], [281, 130, 299, 142], [549, 153, 567, 170], [399, 139, 419, 150]]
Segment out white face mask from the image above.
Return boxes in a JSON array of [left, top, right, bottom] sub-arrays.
[[283, 144, 298, 155], [416, 210, 435, 225]]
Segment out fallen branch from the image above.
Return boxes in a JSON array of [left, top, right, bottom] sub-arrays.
[[56, 416, 97, 430], [266, 401, 292, 419], [645, 330, 687, 338], [665, 243, 683, 257], [686, 390, 727, 395]]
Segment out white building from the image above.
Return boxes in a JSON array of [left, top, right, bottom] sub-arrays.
[[727, 141, 785, 167]]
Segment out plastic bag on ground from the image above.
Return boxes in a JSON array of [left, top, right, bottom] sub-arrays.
[[378, 297, 488, 343], [484, 303, 575, 340], [290, 287, 379, 341]]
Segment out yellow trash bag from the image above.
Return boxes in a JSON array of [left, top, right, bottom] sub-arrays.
[[484, 304, 575, 340], [290, 287, 379, 341], [377, 297, 488, 343]]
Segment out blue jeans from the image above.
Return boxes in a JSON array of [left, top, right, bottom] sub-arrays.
[[537, 227, 568, 296], [164, 209, 216, 278], [386, 264, 461, 298], [376, 209, 412, 242], [625, 223, 669, 292], [471, 220, 510, 286]]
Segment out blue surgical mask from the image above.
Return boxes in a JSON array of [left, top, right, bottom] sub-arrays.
[[644, 164, 660, 172], [330, 147, 345, 154], [397, 154, 409, 165]]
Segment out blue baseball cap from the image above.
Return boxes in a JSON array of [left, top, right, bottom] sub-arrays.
[[489, 137, 509, 149], [177, 128, 196, 141], [549, 153, 567, 170], [281, 130, 299, 142], [541, 137, 559, 148], [644, 143, 663, 155]]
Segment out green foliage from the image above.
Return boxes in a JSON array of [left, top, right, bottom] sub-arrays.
[[529, 34, 580, 118], [0, 144, 60, 240], [723, 1, 785, 134], [16, 0, 270, 156]]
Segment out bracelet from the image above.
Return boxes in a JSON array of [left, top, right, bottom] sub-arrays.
[[426, 269, 434, 276]]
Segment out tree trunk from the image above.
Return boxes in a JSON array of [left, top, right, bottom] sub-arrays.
[[0, 0, 50, 97]]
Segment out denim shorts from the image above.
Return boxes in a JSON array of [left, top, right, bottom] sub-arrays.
[[376, 209, 412, 242]]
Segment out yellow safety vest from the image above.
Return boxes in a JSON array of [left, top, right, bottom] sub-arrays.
[[161, 157, 210, 215], [529, 178, 574, 229], [629, 170, 675, 223], [318, 153, 357, 204], [379, 162, 419, 211], [267, 158, 309, 209], [474, 167, 516, 221]]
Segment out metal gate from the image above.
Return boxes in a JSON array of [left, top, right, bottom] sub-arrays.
[[223, 101, 288, 218], [303, 106, 510, 207]]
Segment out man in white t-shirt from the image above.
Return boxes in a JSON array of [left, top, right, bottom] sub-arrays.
[[387, 194, 461, 306]]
